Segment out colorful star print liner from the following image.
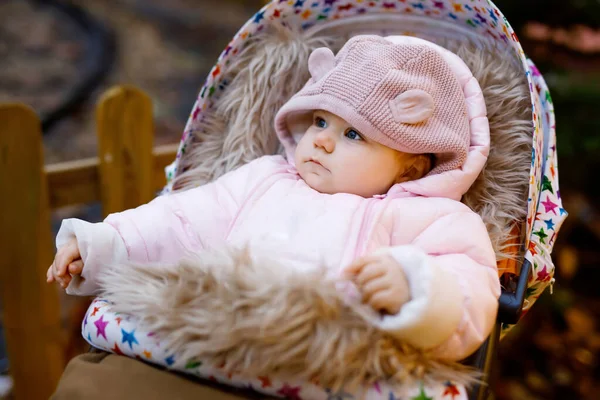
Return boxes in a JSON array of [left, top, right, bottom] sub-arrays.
[[83, 299, 469, 399], [84, 0, 566, 397]]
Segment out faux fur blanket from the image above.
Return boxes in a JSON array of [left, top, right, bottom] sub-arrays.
[[100, 246, 479, 393]]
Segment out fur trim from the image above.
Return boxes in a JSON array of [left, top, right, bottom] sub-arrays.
[[172, 25, 342, 190], [453, 43, 532, 259], [170, 27, 531, 262], [100, 247, 480, 392]]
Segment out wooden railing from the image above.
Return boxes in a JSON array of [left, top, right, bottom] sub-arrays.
[[0, 86, 178, 399]]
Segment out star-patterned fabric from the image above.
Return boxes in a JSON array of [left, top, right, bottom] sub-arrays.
[[83, 0, 567, 397], [83, 299, 468, 399]]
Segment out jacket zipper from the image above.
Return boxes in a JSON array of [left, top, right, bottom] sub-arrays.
[[354, 199, 376, 259]]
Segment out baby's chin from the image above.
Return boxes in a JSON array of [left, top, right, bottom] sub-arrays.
[[301, 171, 388, 197], [299, 170, 337, 194]]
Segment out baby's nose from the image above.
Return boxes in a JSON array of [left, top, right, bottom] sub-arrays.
[[314, 130, 335, 153]]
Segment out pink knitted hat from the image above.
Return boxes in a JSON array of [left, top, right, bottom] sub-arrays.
[[274, 35, 472, 174]]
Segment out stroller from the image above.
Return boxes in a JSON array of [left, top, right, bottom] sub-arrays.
[[81, 0, 566, 399]]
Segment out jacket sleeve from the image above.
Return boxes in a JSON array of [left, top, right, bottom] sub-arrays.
[[377, 210, 501, 361], [57, 156, 283, 296]]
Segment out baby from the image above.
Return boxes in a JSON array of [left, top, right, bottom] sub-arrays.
[[47, 35, 500, 361]]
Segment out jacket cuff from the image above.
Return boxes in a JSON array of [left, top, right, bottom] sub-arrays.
[[376, 245, 463, 350], [56, 219, 128, 296]]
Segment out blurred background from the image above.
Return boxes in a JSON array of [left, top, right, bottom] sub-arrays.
[[0, 0, 599, 399]]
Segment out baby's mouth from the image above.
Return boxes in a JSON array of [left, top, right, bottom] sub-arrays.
[[307, 158, 329, 171]]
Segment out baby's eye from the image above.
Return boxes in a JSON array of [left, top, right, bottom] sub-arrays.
[[344, 129, 363, 141], [314, 117, 327, 128]]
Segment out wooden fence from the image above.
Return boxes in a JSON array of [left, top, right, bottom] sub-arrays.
[[0, 86, 178, 399]]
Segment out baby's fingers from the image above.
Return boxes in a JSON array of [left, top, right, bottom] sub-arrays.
[[361, 277, 391, 304], [61, 273, 72, 288], [355, 263, 386, 286], [54, 241, 79, 277], [68, 260, 84, 275], [343, 258, 367, 277], [52, 258, 69, 279], [367, 290, 399, 314], [46, 264, 55, 282]]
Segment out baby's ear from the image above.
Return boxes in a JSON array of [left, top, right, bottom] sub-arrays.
[[308, 47, 335, 81], [389, 89, 434, 124], [396, 154, 433, 183]]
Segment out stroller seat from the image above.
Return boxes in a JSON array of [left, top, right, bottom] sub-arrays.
[[82, 1, 566, 399]]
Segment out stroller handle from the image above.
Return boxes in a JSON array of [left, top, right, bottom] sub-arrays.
[[498, 259, 532, 324]]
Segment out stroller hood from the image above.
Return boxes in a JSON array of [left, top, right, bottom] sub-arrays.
[[166, 0, 567, 333]]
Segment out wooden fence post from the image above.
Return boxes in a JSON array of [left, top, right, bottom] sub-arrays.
[[0, 104, 65, 399], [96, 86, 155, 217]]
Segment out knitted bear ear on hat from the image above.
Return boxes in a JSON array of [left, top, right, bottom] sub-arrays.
[[389, 89, 435, 124], [308, 47, 335, 81]]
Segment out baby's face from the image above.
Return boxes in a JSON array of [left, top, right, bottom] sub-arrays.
[[294, 110, 407, 197]]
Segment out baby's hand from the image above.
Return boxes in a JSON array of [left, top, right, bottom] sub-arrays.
[[343, 252, 410, 315], [46, 238, 84, 289]]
